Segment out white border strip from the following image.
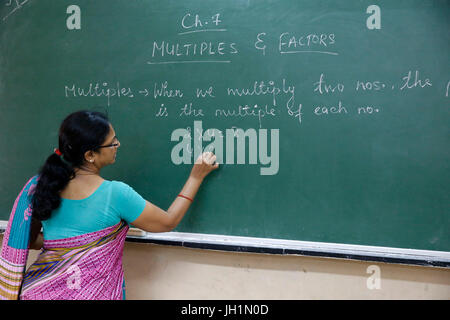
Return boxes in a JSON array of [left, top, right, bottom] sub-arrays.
[[128, 231, 450, 267]]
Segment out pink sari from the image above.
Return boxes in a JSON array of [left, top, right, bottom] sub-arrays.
[[1, 176, 129, 300]]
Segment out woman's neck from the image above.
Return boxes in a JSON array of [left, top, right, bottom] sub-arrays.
[[74, 165, 100, 177]]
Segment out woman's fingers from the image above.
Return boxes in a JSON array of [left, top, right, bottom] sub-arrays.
[[196, 152, 219, 168], [191, 152, 219, 179], [196, 152, 213, 164]]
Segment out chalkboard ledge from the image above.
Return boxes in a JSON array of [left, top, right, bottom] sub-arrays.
[[125, 230, 450, 268], [1, 222, 448, 268]]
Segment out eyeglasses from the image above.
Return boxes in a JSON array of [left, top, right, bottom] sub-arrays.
[[96, 137, 119, 149]]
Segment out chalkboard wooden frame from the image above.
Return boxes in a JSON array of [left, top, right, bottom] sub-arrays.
[[1, 222, 448, 267]]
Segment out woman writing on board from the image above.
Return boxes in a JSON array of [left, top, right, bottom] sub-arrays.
[[0, 110, 218, 300]]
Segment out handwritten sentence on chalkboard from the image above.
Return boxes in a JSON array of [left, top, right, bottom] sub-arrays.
[[64, 69, 446, 124], [63, 69, 445, 177]]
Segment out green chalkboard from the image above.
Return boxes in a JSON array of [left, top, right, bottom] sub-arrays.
[[1, 0, 449, 252]]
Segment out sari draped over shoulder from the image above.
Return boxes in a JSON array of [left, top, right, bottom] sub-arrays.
[[0, 176, 129, 300]]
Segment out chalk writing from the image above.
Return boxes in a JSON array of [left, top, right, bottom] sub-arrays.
[[356, 80, 384, 91], [279, 32, 338, 55], [314, 74, 345, 94], [154, 81, 184, 99], [255, 32, 267, 55], [147, 60, 231, 65], [358, 106, 380, 114], [314, 101, 348, 116], [149, 40, 237, 64], [3, 0, 30, 22], [400, 70, 432, 90], [155, 104, 169, 117], [180, 13, 225, 35], [215, 104, 277, 128], [196, 87, 215, 98], [226, 79, 295, 107], [64, 82, 134, 107], [180, 103, 204, 117]]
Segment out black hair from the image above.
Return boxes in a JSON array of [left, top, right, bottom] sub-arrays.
[[31, 110, 110, 221]]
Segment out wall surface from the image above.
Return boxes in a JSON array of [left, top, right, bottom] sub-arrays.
[[120, 242, 450, 300], [2, 235, 448, 300]]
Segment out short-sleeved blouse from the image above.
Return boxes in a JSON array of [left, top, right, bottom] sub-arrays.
[[42, 180, 146, 240]]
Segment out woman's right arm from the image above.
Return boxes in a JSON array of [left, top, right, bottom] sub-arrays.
[[130, 152, 219, 233]]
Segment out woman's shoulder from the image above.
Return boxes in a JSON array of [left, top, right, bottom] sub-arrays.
[[104, 180, 145, 203], [108, 180, 127, 187], [106, 180, 135, 192]]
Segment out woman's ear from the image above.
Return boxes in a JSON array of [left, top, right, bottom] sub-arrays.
[[84, 150, 95, 163]]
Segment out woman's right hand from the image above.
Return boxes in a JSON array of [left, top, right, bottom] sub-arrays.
[[131, 152, 219, 233], [190, 152, 219, 181]]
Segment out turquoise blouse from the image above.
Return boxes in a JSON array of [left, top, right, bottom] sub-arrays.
[[42, 180, 146, 240]]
